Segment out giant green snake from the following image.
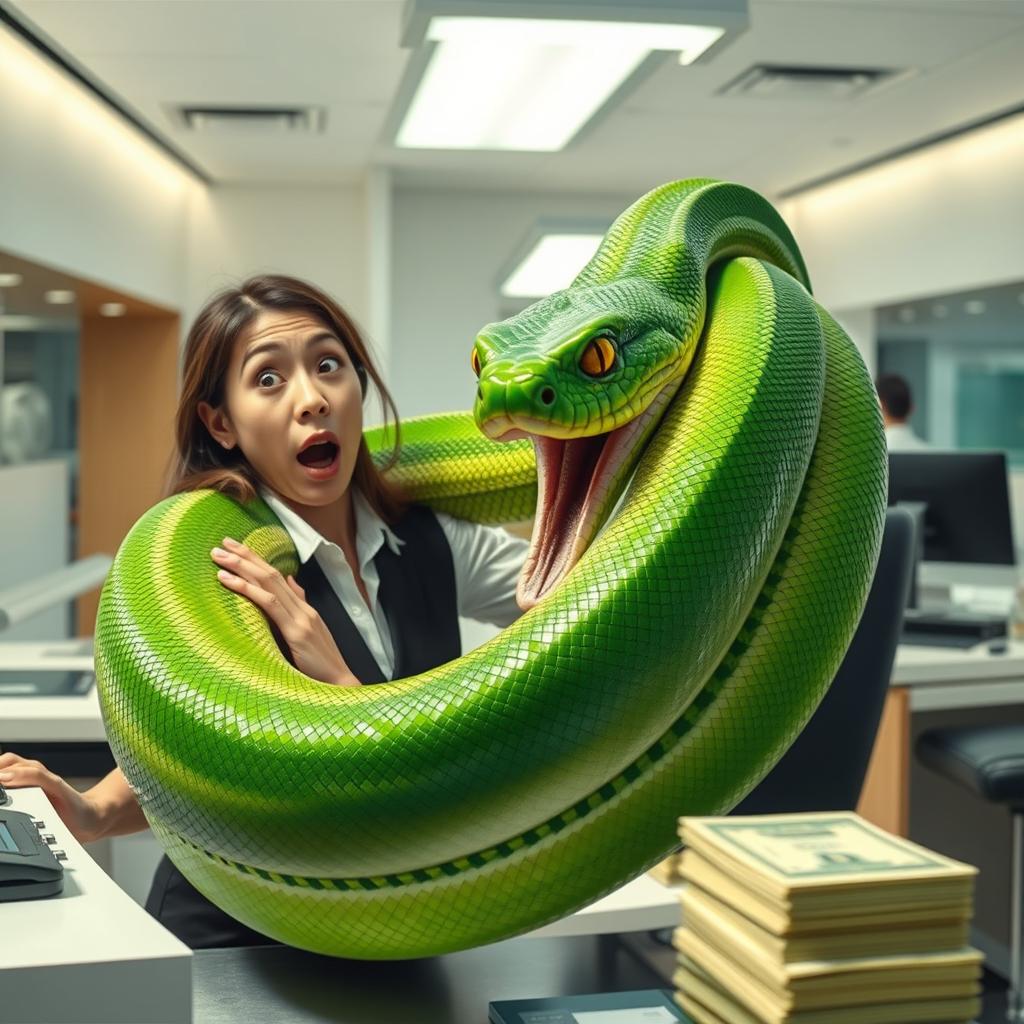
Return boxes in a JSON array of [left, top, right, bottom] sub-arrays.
[[95, 178, 886, 959]]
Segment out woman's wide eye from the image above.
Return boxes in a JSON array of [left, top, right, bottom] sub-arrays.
[[319, 356, 342, 373], [256, 370, 282, 388]]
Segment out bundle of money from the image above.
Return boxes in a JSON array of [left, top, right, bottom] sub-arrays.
[[649, 850, 683, 886], [672, 812, 982, 1024]]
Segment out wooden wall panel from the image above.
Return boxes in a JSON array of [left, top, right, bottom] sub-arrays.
[[77, 314, 179, 634], [856, 687, 911, 837]]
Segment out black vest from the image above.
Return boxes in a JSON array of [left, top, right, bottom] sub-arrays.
[[293, 504, 460, 684]]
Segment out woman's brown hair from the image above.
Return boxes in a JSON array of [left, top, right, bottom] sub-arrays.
[[162, 274, 407, 523]]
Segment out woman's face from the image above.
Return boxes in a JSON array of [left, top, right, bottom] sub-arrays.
[[199, 308, 364, 508]]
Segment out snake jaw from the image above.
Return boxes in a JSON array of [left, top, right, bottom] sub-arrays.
[[517, 377, 683, 609]]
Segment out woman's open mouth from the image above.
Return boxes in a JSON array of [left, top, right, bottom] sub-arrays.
[[296, 441, 340, 480]]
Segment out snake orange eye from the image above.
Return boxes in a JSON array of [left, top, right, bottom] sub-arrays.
[[579, 336, 616, 377], [471, 348, 482, 377]]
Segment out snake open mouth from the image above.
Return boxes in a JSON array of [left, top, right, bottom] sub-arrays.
[[516, 379, 681, 610]]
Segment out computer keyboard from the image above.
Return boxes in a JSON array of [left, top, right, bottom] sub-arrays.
[[900, 630, 987, 650]]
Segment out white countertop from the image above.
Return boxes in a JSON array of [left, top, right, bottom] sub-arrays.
[[0, 639, 104, 742], [1, 787, 191, 1023], [893, 638, 1024, 684], [1, 787, 189, 969], [528, 869, 681, 937]]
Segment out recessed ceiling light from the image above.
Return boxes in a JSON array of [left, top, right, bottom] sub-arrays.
[[500, 234, 604, 298], [896, 307, 916, 323], [99, 302, 127, 317], [931, 303, 948, 318], [45, 289, 76, 305], [964, 299, 986, 315], [395, 2, 747, 151], [0, 273, 23, 287]]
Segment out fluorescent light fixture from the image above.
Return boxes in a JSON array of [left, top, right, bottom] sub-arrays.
[[395, 1, 747, 151], [501, 234, 603, 297], [44, 289, 76, 305], [0, 273, 24, 287], [0, 554, 112, 631], [99, 302, 127, 317], [964, 299, 986, 315], [0, 315, 76, 330]]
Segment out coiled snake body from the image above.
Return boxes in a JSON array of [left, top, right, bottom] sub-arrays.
[[95, 179, 886, 958]]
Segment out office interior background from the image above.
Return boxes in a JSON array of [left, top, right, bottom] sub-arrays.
[[2, 0, 1024, 1006]]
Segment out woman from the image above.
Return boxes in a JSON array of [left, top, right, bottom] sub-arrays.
[[0, 274, 529, 948]]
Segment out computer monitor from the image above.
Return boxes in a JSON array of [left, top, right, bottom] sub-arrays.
[[887, 450, 1018, 600]]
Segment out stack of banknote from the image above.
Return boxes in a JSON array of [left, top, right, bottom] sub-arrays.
[[671, 811, 983, 1024], [648, 850, 683, 886]]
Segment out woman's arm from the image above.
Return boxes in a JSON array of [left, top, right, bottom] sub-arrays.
[[0, 754, 148, 843], [86, 766, 151, 839], [433, 513, 531, 625]]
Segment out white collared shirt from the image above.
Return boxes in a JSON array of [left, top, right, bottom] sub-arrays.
[[257, 483, 529, 680], [885, 423, 931, 452]]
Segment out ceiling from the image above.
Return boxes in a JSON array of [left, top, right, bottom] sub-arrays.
[[0, 249, 172, 321], [6, 0, 1024, 198], [878, 277, 1024, 338]]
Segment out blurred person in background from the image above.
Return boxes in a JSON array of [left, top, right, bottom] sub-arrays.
[[876, 373, 930, 451]]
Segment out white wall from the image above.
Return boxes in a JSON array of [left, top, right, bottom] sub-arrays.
[[184, 184, 372, 347], [0, 25, 193, 310], [0, 460, 69, 642], [391, 186, 636, 419], [832, 307, 877, 380], [2, 23, 376, 344], [778, 114, 1024, 314]]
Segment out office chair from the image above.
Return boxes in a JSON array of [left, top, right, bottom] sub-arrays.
[[731, 506, 915, 815], [647, 509, 914, 953]]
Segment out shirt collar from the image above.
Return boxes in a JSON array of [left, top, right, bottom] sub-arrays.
[[256, 483, 405, 567]]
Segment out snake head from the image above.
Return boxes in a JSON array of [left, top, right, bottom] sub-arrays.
[[471, 280, 697, 609]]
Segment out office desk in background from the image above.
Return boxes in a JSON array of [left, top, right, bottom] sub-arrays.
[[857, 640, 1024, 837]]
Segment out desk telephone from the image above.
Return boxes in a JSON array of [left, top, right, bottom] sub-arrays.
[[0, 787, 66, 901]]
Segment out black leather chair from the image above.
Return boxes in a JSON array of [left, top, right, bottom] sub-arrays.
[[917, 725, 1024, 1020], [732, 506, 915, 816]]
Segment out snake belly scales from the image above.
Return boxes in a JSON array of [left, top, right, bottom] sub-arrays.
[[95, 178, 886, 958]]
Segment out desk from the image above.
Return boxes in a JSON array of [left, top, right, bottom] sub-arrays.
[[1, 787, 192, 1024], [856, 640, 1024, 837], [2, 786, 682, 1023], [191, 935, 670, 1024]]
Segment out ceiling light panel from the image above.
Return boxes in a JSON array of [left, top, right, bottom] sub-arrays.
[[501, 234, 604, 297], [395, 1, 747, 151]]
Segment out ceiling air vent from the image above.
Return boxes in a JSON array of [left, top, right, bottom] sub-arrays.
[[175, 106, 325, 133], [718, 65, 897, 101]]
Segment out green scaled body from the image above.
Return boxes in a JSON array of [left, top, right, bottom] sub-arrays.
[[95, 179, 886, 958]]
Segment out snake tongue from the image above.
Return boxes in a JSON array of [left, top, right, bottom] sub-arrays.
[[517, 378, 683, 610], [518, 435, 603, 609]]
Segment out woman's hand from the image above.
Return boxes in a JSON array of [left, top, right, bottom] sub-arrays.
[[0, 752, 106, 843], [211, 537, 361, 687]]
